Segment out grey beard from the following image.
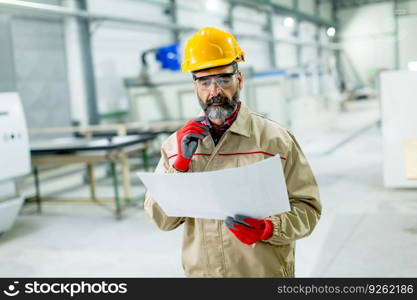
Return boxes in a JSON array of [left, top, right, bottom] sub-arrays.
[[206, 105, 234, 120], [199, 90, 239, 121]]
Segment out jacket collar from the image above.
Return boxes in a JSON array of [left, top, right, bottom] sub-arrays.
[[228, 101, 251, 137]]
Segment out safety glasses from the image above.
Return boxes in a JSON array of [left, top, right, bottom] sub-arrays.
[[193, 71, 237, 90]]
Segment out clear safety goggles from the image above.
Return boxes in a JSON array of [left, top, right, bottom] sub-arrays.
[[193, 71, 237, 90]]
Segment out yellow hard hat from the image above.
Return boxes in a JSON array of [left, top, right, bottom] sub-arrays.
[[181, 27, 245, 73]]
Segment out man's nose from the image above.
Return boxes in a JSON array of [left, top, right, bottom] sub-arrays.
[[207, 80, 222, 97]]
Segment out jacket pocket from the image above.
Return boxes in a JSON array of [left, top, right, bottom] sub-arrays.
[[271, 243, 295, 277]]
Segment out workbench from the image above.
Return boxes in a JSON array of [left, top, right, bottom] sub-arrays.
[[29, 134, 155, 219]]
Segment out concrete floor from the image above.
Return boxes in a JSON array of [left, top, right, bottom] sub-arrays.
[[299, 125, 417, 277], [1, 106, 416, 277]]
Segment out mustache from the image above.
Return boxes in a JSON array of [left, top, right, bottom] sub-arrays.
[[206, 96, 231, 106]]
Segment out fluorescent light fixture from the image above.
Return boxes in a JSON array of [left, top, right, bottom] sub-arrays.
[[408, 61, 417, 71], [206, 0, 220, 11], [327, 27, 336, 37], [283, 17, 294, 28]]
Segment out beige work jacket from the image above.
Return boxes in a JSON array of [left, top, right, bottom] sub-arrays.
[[144, 102, 321, 277]]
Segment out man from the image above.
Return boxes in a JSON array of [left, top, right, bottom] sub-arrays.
[[144, 27, 321, 277]]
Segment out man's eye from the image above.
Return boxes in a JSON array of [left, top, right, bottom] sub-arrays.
[[197, 79, 210, 86], [218, 78, 231, 84]]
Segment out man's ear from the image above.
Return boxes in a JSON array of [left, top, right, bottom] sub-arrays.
[[237, 70, 244, 90]]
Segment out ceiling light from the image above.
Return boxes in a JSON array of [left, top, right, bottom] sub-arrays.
[[283, 17, 294, 28], [206, 0, 220, 11], [327, 27, 336, 37]]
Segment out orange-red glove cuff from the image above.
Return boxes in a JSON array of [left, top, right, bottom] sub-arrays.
[[260, 219, 274, 240]]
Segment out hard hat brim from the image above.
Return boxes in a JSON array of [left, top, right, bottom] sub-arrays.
[[182, 55, 244, 73]]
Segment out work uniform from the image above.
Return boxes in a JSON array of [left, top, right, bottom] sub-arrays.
[[144, 102, 321, 277]]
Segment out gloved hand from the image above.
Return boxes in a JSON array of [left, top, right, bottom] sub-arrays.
[[225, 215, 273, 245], [173, 116, 209, 172]]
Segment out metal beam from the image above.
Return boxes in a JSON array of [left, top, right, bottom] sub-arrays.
[[224, 2, 235, 30], [167, 0, 179, 44], [0, 0, 341, 55], [236, 33, 340, 50], [265, 10, 277, 68], [334, 0, 393, 9], [315, 0, 323, 59], [315, 0, 324, 96], [393, 0, 400, 69], [0, 0, 196, 33], [227, 0, 338, 28], [293, 0, 302, 66], [331, 0, 346, 90], [0, 15, 16, 92], [77, 0, 99, 125]]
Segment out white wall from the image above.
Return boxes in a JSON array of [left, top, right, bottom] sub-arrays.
[[397, 0, 417, 69], [398, 15, 417, 69], [233, 6, 271, 70], [273, 15, 297, 68], [77, 0, 339, 120], [271, 0, 293, 9], [339, 2, 395, 86], [319, 1, 333, 21], [337, 1, 417, 86], [88, 0, 173, 114], [380, 71, 417, 188], [177, 0, 228, 29], [299, 21, 318, 65], [298, 0, 315, 15], [10, 0, 73, 129]]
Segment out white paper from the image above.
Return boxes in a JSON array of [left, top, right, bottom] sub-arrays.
[[137, 155, 290, 220]]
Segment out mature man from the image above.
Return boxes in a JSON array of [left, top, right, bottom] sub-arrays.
[[144, 27, 321, 277]]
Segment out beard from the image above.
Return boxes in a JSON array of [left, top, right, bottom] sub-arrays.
[[198, 90, 240, 121]]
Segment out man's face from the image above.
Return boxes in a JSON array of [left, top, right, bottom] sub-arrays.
[[193, 64, 243, 121]]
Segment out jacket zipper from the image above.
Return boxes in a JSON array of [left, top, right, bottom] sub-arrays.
[[203, 130, 231, 172]]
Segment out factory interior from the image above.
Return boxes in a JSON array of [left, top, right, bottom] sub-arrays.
[[0, 0, 417, 278]]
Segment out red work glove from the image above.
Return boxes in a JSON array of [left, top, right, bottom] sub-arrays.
[[225, 215, 274, 245], [173, 116, 209, 172]]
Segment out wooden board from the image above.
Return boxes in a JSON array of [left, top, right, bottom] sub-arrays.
[[404, 139, 417, 180]]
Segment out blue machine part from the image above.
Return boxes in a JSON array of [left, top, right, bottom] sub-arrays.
[[155, 43, 181, 71]]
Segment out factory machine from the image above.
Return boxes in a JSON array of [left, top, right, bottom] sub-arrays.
[[0, 92, 30, 235]]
